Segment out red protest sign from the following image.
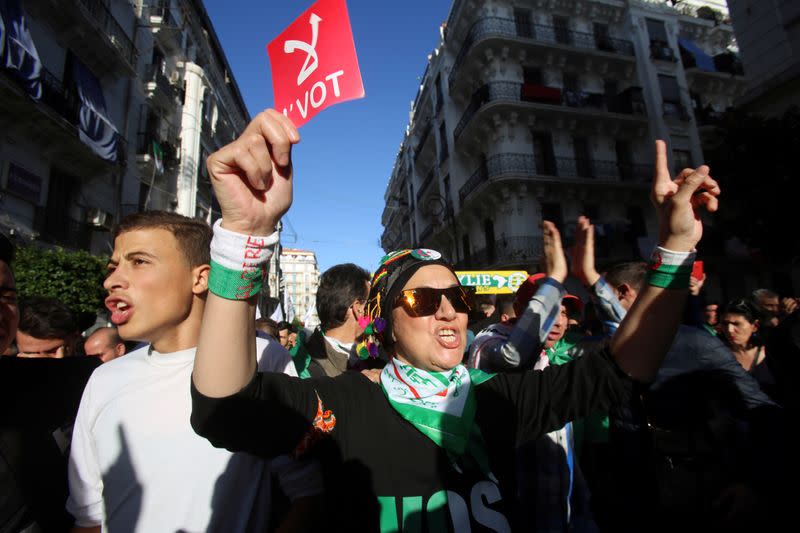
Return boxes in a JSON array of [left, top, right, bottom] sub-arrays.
[[267, 0, 365, 128]]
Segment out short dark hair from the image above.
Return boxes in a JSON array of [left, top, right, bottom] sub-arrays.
[[255, 318, 279, 338], [0, 233, 14, 265], [18, 296, 78, 340], [605, 261, 648, 292], [316, 263, 370, 330], [722, 298, 762, 324], [113, 211, 211, 267], [751, 288, 778, 302], [276, 320, 291, 332]]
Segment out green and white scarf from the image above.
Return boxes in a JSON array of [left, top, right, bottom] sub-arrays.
[[381, 358, 496, 477]]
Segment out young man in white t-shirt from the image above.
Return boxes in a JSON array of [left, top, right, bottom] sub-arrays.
[[67, 211, 319, 532]]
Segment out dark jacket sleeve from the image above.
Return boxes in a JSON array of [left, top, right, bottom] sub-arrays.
[[0, 356, 100, 428], [696, 330, 776, 410], [190, 370, 324, 458], [482, 347, 633, 442]]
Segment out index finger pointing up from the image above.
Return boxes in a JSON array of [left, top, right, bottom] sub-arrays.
[[654, 139, 671, 186]]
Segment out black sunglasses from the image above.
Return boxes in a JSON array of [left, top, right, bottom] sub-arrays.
[[394, 286, 474, 317]]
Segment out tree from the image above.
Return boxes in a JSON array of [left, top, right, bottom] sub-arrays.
[[14, 245, 108, 330]]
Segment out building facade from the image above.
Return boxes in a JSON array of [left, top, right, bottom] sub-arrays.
[[727, 0, 800, 115], [0, 0, 248, 254], [380, 0, 745, 273], [279, 248, 320, 323], [134, 0, 249, 223]]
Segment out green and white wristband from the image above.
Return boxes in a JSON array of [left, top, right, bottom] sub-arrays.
[[209, 220, 279, 300], [646, 246, 696, 290]]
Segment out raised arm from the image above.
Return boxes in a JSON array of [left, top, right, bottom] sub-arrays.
[[469, 221, 567, 370], [571, 216, 627, 332], [193, 110, 299, 397], [610, 140, 720, 382]]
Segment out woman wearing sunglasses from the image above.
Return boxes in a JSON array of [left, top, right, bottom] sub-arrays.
[[190, 111, 720, 531]]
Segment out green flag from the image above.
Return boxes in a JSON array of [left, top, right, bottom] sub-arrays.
[[152, 141, 164, 174]]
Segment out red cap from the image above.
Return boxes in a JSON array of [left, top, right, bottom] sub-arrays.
[[513, 273, 584, 317]]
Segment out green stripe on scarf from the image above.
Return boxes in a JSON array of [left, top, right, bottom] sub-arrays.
[[381, 360, 495, 476], [289, 329, 312, 379]]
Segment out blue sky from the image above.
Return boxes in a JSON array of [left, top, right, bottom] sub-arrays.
[[204, 0, 452, 272]]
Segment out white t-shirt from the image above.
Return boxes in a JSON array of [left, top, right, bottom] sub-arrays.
[[67, 338, 299, 532]]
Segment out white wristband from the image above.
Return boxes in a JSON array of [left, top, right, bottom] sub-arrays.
[[209, 219, 279, 271]]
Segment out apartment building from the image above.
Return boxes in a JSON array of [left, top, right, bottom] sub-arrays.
[[727, 0, 800, 115], [134, 0, 249, 223], [0, 0, 248, 253], [279, 248, 321, 322], [381, 0, 744, 272]]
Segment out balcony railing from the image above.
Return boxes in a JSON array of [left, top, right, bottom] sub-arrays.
[[150, 1, 181, 28], [456, 236, 543, 269], [77, 0, 138, 68], [650, 40, 677, 62], [39, 67, 80, 125], [6, 65, 126, 166], [694, 107, 725, 126], [413, 121, 433, 162], [34, 209, 92, 250], [454, 82, 646, 141], [449, 17, 634, 89], [416, 168, 436, 203], [439, 136, 449, 164], [144, 64, 177, 102], [458, 153, 651, 205], [562, 90, 607, 110], [136, 130, 178, 169], [419, 223, 434, 243], [663, 101, 690, 121]]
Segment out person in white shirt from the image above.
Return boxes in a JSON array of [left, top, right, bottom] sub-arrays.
[[67, 211, 320, 532]]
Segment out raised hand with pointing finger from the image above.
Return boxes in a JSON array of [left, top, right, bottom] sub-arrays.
[[206, 109, 300, 236], [610, 140, 722, 381], [651, 140, 720, 252]]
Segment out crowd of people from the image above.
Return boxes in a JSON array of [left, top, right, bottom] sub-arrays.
[[0, 109, 794, 532]]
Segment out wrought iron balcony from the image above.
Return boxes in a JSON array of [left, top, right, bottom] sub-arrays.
[[416, 168, 436, 203], [77, 0, 138, 68], [136, 129, 178, 174], [454, 82, 646, 141], [149, 1, 181, 28], [694, 107, 725, 127], [458, 153, 651, 205], [650, 40, 677, 62], [663, 101, 691, 121], [449, 17, 634, 89], [419, 223, 434, 243], [2, 64, 126, 168], [456, 236, 543, 269], [149, 1, 183, 53], [34, 208, 93, 250], [39, 67, 80, 125], [413, 121, 433, 162], [143, 64, 178, 108]]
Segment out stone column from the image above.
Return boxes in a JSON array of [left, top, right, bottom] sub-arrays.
[[176, 61, 206, 217]]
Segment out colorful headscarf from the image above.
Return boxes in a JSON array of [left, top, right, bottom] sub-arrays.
[[356, 248, 455, 359]]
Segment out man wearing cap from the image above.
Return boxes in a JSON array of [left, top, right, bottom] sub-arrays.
[[468, 270, 583, 373], [467, 257, 595, 530]]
